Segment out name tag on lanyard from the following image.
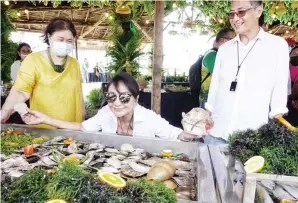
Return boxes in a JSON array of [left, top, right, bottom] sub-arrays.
[[230, 81, 238, 92]]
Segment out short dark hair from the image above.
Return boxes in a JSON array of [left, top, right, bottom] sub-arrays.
[[106, 72, 139, 99], [43, 17, 76, 45], [215, 27, 234, 42], [15, 42, 31, 60], [250, 0, 263, 6], [290, 46, 298, 55], [259, 13, 265, 26]]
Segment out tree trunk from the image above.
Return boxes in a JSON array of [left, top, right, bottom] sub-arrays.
[[151, 0, 163, 114]]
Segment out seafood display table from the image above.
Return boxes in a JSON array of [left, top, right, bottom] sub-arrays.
[[1, 124, 219, 203], [210, 145, 298, 203]]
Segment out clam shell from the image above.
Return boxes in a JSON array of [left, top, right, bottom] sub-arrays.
[[164, 180, 177, 189], [147, 160, 176, 181]]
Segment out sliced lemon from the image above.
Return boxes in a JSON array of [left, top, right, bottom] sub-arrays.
[[98, 172, 126, 189], [32, 137, 44, 144], [161, 149, 173, 157], [244, 156, 265, 173], [45, 199, 67, 203], [63, 155, 80, 165], [281, 199, 293, 203]]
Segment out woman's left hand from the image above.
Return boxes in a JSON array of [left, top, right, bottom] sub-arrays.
[[181, 132, 204, 141]]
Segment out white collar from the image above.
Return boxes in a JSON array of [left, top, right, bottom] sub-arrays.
[[232, 27, 266, 44]]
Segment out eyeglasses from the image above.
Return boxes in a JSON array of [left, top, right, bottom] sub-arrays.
[[105, 92, 132, 104], [228, 7, 254, 19]]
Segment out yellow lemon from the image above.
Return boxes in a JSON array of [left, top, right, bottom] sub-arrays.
[[161, 150, 173, 157], [98, 172, 126, 189], [32, 137, 44, 144], [63, 155, 80, 165], [45, 199, 67, 203], [281, 199, 293, 203], [244, 156, 265, 173]]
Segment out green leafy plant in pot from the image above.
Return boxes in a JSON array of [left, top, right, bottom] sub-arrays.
[[85, 88, 103, 110]]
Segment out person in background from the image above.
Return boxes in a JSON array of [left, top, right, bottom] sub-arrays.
[[205, 0, 289, 144], [93, 62, 100, 82], [1, 17, 84, 127], [289, 46, 298, 87], [285, 45, 298, 126], [98, 62, 106, 82], [81, 58, 89, 83], [202, 28, 235, 75], [86, 59, 94, 83], [19, 72, 209, 141], [188, 28, 235, 106], [10, 43, 32, 82]]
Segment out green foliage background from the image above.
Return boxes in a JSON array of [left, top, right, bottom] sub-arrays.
[[1, 5, 18, 83]]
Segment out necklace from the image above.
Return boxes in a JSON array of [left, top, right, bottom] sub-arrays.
[[47, 49, 68, 73], [118, 115, 134, 136]]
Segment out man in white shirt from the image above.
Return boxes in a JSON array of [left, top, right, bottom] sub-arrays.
[[205, 0, 289, 144]]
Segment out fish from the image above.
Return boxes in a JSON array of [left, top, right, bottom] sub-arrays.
[[279, 183, 298, 199], [272, 185, 295, 201], [256, 184, 274, 203]]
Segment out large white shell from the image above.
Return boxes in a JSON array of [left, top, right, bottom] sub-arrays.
[[181, 108, 211, 136], [14, 103, 28, 115]]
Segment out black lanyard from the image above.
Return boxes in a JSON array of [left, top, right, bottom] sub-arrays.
[[234, 39, 259, 81], [230, 39, 259, 92]]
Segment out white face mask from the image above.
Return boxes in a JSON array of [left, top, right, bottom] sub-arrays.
[[20, 54, 28, 60], [52, 41, 73, 57]]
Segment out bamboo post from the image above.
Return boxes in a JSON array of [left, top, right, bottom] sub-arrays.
[[151, 0, 164, 114], [75, 38, 78, 60]]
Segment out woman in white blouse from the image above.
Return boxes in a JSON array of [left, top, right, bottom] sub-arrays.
[[20, 72, 205, 141], [10, 43, 31, 81]]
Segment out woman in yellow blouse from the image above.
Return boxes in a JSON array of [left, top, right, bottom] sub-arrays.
[[1, 17, 84, 128]]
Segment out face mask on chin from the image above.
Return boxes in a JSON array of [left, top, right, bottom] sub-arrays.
[[290, 56, 298, 67], [51, 41, 73, 57], [20, 54, 28, 60]]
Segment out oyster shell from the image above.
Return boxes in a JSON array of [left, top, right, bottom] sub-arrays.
[[120, 143, 135, 153], [175, 170, 196, 178], [88, 143, 105, 151], [138, 157, 162, 167], [121, 165, 146, 178], [1, 157, 29, 169], [171, 160, 194, 171], [106, 158, 122, 169], [98, 166, 120, 174], [105, 148, 120, 153], [172, 177, 194, 187], [128, 162, 150, 173], [40, 156, 57, 166]]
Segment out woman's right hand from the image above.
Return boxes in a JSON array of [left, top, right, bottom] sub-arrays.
[[1, 109, 11, 123], [21, 110, 49, 125]]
